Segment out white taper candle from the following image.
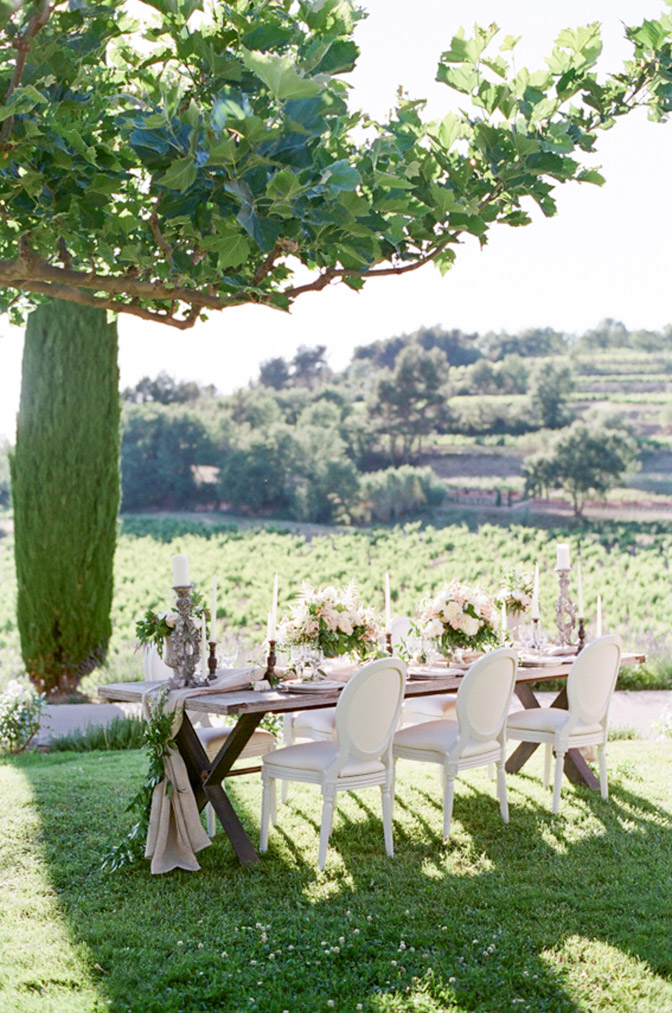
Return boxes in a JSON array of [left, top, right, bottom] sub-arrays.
[[531, 562, 540, 621], [201, 613, 208, 672], [210, 575, 217, 642], [271, 574, 278, 629]]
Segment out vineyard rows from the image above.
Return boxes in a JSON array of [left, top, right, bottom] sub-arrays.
[[1, 519, 670, 690]]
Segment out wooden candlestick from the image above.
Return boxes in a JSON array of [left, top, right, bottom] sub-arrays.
[[265, 639, 277, 679], [207, 641, 218, 682], [385, 631, 393, 656], [577, 617, 585, 654]]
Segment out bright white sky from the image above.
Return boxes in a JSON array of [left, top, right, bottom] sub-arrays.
[[1, 0, 671, 442]]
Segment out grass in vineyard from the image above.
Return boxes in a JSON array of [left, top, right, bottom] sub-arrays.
[[1, 518, 672, 693], [1, 742, 671, 1012]]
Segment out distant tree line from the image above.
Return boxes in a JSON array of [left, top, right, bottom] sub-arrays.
[[108, 317, 661, 522]]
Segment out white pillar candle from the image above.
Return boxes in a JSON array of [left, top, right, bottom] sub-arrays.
[[384, 571, 392, 632], [556, 543, 570, 570], [271, 574, 279, 631], [210, 575, 217, 642], [172, 554, 190, 586], [576, 562, 584, 618], [596, 595, 602, 638], [530, 562, 540, 620], [201, 613, 208, 672]]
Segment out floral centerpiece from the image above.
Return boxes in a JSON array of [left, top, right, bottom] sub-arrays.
[[419, 579, 498, 656], [278, 581, 381, 659], [135, 591, 208, 656], [497, 567, 533, 616]]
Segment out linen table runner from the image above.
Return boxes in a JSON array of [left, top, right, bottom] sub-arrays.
[[142, 668, 255, 874]]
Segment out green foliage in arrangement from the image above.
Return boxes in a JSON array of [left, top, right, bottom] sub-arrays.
[[2, 742, 672, 1009], [101, 692, 176, 872], [0, 4, 671, 328], [10, 300, 120, 695]]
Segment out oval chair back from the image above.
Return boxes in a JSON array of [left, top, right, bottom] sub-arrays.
[[389, 616, 414, 643], [455, 648, 518, 743], [335, 657, 407, 763], [566, 634, 622, 728], [143, 643, 173, 681]]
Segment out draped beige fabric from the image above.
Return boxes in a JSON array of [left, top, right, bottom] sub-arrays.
[[142, 668, 255, 874]]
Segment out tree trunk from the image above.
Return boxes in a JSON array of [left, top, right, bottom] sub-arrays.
[[10, 300, 120, 696]]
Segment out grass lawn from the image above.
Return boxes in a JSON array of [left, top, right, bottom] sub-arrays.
[[1, 742, 671, 1013]]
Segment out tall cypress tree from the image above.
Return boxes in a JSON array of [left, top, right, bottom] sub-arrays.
[[10, 300, 120, 695]]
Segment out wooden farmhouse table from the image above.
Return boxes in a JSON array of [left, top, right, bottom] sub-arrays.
[[99, 651, 645, 866]]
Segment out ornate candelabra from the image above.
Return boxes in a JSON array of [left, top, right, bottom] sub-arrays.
[[385, 631, 393, 656], [164, 585, 204, 688], [554, 568, 577, 648]]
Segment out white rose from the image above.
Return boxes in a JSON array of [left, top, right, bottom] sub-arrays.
[[425, 617, 444, 638], [321, 607, 339, 632], [338, 614, 353, 635], [443, 601, 461, 622], [461, 614, 481, 637], [165, 611, 179, 628]]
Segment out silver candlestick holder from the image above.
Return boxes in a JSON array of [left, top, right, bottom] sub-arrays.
[[164, 584, 205, 688], [554, 568, 577, 648]]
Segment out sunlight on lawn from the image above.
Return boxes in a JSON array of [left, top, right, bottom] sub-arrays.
[[546, 935, 672, 1011], [0, 763, 105, 1013], [0, 744, 670, 1011]]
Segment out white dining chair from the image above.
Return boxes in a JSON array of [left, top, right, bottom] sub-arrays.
[[260, 657, 407, 870], [389, 615, 414, 645], [506, 634, 622, 813], [393, 648, 518, 840]]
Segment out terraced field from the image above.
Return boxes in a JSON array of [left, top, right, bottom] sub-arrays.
[[434, 349, 672, 511]]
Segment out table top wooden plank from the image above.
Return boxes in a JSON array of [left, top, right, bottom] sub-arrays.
[[98, 652, 645, 716]]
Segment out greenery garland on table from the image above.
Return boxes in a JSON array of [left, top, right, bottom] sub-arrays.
[[101, 690, 175, 872]]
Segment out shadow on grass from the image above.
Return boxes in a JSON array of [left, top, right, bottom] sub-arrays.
[[7, 744, 672, 1013]]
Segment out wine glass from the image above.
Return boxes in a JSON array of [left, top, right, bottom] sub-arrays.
[[218, 634, 240, 670]]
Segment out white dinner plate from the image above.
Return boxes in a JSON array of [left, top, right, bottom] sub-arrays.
[[519, 654, 575, 667], [410, 667, 464, 680], [279, 679, 345, 694]]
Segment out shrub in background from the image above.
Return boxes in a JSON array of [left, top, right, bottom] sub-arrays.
[[0, 680, 45, 753]]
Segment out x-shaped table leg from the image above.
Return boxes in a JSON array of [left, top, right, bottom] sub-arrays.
[[505, 683, 599, 789], [174, 711, 265, 865]]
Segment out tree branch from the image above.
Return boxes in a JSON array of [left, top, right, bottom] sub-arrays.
[[149, 197, 174, 262], [23, 280, 200, 329], [0, 0, 52, 150]]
